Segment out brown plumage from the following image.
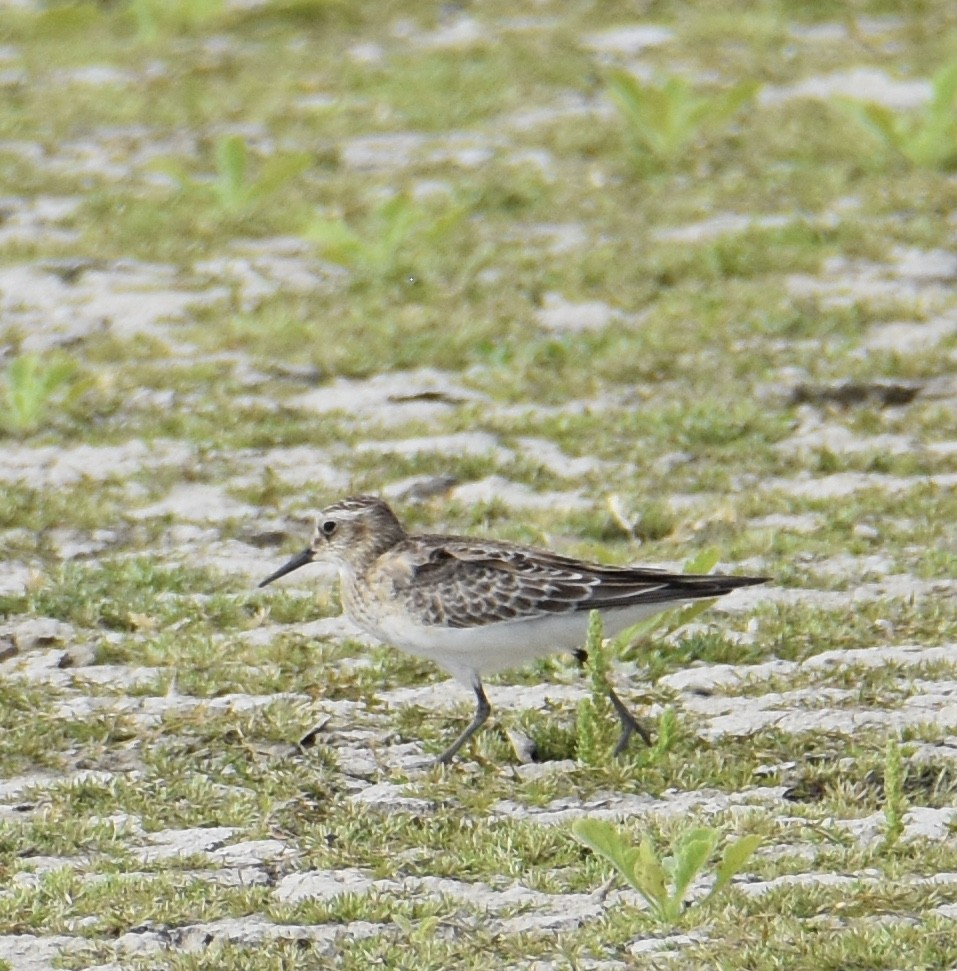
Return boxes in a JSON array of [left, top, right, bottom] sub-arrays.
[[260, 495, 767, 764]]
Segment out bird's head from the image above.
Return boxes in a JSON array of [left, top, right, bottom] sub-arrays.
[[258, 495, 405, 587]]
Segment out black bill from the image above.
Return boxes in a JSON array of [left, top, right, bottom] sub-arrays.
[[258, 548, 315, 588]]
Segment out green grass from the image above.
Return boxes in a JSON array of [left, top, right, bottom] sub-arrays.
[[2, 0, 957, 967]]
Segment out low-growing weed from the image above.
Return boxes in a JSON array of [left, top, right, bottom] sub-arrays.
[[128, 0, 224, 40], [572, 817, 761, 924], [576, 610, 618, 765], [305, 193, 465, 280], [1, 354, 75, 436], [156, 136, 310, 216], [210, 135, 311, 216], [608, 70, 757, 165], [883, 736, 906, 847], [838, 60, 957, 169]]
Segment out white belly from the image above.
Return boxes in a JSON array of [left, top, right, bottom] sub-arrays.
[[367, 601, 678, 686]]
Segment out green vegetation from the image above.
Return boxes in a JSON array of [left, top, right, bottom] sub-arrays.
[[608, 69, 757, 166], [207, 135, 311, 217], [575, 610, 618, 764], [883, 737, 906, 848], [1, 354, 75, 436], [2, 0, 957, 967], [839, 59, 957, 169], [572, 817, 761, 923], [128, 0, 225, 41], [305, 193, 468, 282]]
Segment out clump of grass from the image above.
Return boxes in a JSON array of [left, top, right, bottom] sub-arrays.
[[576, 610, 690, 767], [304, 193, 465, 281], [572, 817, 761, 924], [649, 705, 679, 761], [156, 135, 310, 216], [883, 736, 906, 847], [607, 69, 757, 166], [210, 135, 311, 216], [1, 354, 75, 436], [128, 0, 225, 40], [606, 494, 676, 541], [838, 60, 957, 169], [576, 611, 617, 765]]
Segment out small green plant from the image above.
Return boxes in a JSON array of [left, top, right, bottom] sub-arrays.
[[128, 0, 225, 40], [838, 61, 957, 169], [575, 612, 678, 765], [210, 136, 311, 216], [153, 136, 309, 216], [572, 818, 761, 924], [1, 354, 75, 436], [607, 70, 757, 165], [883, 736, 906, 847], [305, 193, 464, 279], [576, 611, 617, 765], [649, 705, 679, 759]]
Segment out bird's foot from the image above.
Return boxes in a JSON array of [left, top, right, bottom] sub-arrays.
[[608, 687, 653, 755]]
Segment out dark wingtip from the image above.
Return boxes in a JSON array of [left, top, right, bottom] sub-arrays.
[[735, 575, 770, 586], [711, 574, 770, 591]]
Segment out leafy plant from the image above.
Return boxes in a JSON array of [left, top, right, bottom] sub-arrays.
[[838, 61, 957, 169], [576, 611, 617, 764], [153, 136, 310, 216], [575, 611, 680, 765], [305, 193, 465, 279], [210, 136, 311, 216], [883, 737, 906, 847], [572, 818, 761, 924], [1, 354, 75, 436], [128, 0, 225, 40], [649, 705, 679, 759], [607, 70, 757, 164]]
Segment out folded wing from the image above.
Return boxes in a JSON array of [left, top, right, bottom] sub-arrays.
[[394, 538, 764, 629]]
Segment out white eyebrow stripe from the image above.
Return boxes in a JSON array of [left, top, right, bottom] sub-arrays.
[[320, 507, 366, 521]]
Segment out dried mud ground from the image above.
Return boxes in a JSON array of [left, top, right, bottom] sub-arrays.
[[4, 1, 957, 969]]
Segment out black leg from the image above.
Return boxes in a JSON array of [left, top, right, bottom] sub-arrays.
[[608, 685, 653, 754], [434, 682, 491, 765], [573, 649, 653, 754]]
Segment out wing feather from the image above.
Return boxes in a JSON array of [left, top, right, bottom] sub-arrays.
[[388, 536, 762, 629]]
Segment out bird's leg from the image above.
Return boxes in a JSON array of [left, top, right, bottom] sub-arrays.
[[607, 685, 653, 753], [574, 649, 653, 754], [434, 682, 491, 765]]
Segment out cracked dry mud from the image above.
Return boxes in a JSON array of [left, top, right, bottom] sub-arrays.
[[3, 1, 957, 969]]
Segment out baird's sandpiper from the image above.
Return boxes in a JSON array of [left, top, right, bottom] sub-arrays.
[[259, 495, 765, 764]]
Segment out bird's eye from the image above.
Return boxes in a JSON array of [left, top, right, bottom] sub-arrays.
[[321, 520, 337, 536]]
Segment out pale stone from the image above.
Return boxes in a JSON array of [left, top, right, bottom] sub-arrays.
[[450, 476, 589, 511], [291, 369, 487, 427], [583, 25, 674, 54], [130, 484, 258, 523], [275, 868, 375, 903], [133, 826, 239, 863], [760, 67, 931, 108], [534, 292, 619, 333]]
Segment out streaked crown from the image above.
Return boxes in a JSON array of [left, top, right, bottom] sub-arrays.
[[309, 495, 406, 567]]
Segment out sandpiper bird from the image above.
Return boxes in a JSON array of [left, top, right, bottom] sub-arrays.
[[259, 495, 766, 764]]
